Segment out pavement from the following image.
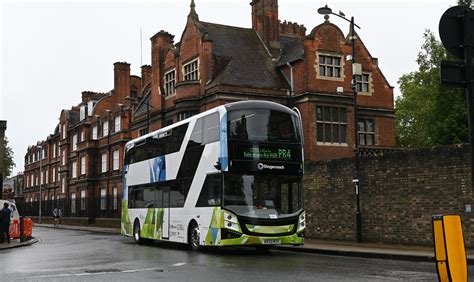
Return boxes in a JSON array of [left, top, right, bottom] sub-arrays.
[[4, 223, 473, 264]]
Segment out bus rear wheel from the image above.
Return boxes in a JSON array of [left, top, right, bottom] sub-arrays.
[[133, 220, 142, 244], [189, 222, 201, 251]]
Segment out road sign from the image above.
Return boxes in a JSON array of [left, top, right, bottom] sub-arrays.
[[440, 61, 469, 87], [439, 6, 474, 59]]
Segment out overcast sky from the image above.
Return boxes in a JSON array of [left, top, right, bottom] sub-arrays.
[[1, 0, 456, 175]]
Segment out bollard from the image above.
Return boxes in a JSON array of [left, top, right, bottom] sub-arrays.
[[20, 216, 25, 242]]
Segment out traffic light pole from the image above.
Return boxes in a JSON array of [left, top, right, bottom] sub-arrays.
[[463, 9, 474, 192]]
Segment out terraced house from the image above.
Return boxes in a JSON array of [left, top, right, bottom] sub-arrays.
[[23, 0, 395, 221]]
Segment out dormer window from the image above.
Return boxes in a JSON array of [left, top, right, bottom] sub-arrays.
[[80, 105, 86, 121], [87, 101, 96, 116], [183, 59, 199, 81], [164, 69, 176, 97]]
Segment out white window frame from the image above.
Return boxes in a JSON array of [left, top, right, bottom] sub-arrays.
[[103, 121, 109, 137], [62, 124, 67, 139], [72, 134, 78, 151], [40, 170, 44, 185], [53, 143, 56, 158], [100, 188, 107, 210], [92, 126, 98, 140], [80, 130, 85, 143], [61, 177, 66, 193], [71, 193, 76, 214], [52, 167, 56, 182], [72, 161, 77, 178], [114, 116, 121, 132], [164, 69, 176, 97], [113, 187, 118, 210], [80, 105, 86, 121], [101, 153, 107, 173], [81, 156, 86, 175], [80, 190, 86, 210], [316, 105, 348, 145], [183, 59, 199, 81], [45, 169, 49, 184], [113, 150, 119, 171]]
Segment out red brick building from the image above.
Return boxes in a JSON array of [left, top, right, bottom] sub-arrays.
[[23, 0, 394, 220]]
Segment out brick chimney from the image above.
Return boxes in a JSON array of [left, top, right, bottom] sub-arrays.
[[150, 30, 174, 108], [141, 65, 152, 88], [113, 62, 131, 101], [251, 0, 279, 43]]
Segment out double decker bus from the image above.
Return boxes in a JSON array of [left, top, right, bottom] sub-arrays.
[[121, 100, 305, 249]]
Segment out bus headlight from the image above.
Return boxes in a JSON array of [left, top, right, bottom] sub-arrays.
[[297, 212, 306, 233], [224, 211, 241, 232]]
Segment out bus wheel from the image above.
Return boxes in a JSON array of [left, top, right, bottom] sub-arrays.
[[189, 222, 201, 251], [133, 220, 142, 244]]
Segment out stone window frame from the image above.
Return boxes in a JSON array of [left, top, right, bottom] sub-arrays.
[[355, 72, 373, 96], [358, 118, 376, 146], [315, 52, 345, 82], [316, 105, 348, 146], [183, 58, 199, 81], [164, 68, 176, 98]]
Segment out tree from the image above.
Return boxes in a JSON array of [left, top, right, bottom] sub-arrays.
[[395, 30, 468, 147], [395, 0, 472, 147], [1, 136, 15, 178]]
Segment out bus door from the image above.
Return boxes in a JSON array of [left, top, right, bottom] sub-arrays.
[[162, 186, 170, 239]]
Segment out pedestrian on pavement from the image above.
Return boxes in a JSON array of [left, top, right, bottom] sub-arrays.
[[0, 202, 12, 244], [53, 207, 60, 228]]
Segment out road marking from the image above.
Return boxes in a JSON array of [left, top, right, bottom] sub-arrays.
[[27, 267, 163, 279], [171, 262, 186, 267]]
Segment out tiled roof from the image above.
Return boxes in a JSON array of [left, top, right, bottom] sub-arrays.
[[196, 21, 289, 90], [277, 36, 304, 67]]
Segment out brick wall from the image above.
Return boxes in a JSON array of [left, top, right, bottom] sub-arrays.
[[304, 144, 474, 247]]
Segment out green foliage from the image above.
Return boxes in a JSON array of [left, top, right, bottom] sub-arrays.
[[395, 30, 468, 148], [457, 0, 472, 7], [1, 136, 15, 178]]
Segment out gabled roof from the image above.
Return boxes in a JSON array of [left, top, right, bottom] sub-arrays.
[[196, 21, 288, 90]]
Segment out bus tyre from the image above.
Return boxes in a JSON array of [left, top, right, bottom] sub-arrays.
[[133, 220, 142, 244], [189, 222, 201, 251]]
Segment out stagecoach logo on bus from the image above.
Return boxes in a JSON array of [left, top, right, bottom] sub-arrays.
[[257, 162, 285, 171]]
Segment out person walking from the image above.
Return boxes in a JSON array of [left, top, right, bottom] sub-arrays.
[[1, 202, 12, 244], [53, 207, 59, 228]]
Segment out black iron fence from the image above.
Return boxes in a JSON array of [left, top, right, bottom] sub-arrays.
[[22, 196, 121, 219]]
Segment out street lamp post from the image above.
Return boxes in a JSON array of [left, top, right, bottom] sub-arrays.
[[318, 5, 363, 243], [38, 145, 43, 224]]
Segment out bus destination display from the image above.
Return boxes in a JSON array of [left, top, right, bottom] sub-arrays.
[[233, 144, 300, 162]]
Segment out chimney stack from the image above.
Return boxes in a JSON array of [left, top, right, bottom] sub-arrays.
[[113, 62, 131, 101], [251, 0, 279, 43]]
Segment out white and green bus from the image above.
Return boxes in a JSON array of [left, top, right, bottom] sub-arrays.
[[121, 100, 305, 250]]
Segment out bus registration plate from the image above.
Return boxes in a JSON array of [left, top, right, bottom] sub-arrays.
[[263, 239, 281, 245]]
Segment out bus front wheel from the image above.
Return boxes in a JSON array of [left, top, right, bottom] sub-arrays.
[[189, 222, 201, 251], [133, 220, 142, 244]]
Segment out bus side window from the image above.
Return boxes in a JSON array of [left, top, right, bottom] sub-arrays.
[[196, 174, 221, 207]]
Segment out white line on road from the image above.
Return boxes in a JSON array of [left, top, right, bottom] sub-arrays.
[[171, 262, 186, 267], [27, 267, 163, 279]]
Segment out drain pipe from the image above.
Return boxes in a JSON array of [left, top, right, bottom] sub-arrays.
[[286, 62, 295, 96]]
